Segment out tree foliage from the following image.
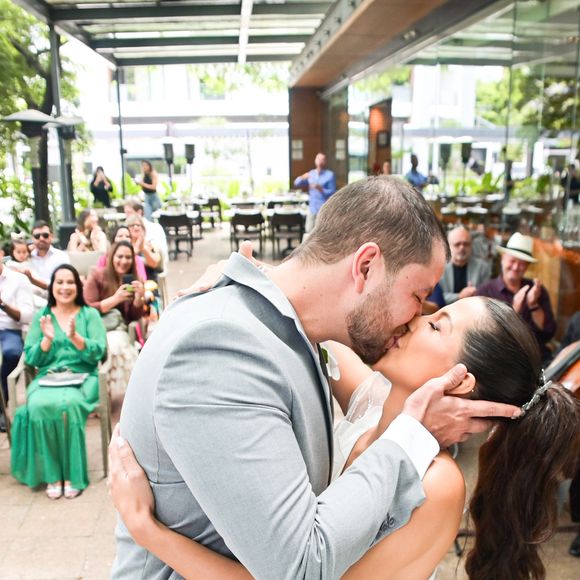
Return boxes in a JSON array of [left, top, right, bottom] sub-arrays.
[[476, 66, 579, 134], [0, 0, 79, 222], [187, 62, 289, 97], [0, 0, 75, 146]]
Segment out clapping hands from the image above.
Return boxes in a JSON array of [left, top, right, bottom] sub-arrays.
[[40, 315, 55, 341], [526, 278, 542, 308], [65, 314, 77, 340], [513, 279, 542, 314]]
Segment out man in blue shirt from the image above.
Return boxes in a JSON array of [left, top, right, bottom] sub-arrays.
[[294, 152, 336, 232], [405, 154, 428, 190]]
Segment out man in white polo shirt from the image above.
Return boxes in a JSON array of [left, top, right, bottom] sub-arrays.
[[27, 220, 70, 291], [0, 261, 33, 432]]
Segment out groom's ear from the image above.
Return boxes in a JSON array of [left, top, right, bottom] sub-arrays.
[[447, 372, 476, 396], [352, 243, 382, 294]]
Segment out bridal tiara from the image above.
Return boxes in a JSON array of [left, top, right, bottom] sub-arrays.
[[519, 370, 552, 417]]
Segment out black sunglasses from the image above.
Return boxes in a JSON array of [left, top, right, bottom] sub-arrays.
[[33, 233, 50, 240]]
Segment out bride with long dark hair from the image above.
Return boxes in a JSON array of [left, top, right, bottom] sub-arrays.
[[108, 296, 580, 580]]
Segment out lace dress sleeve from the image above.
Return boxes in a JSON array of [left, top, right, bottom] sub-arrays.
[[332, 372, 392, 480]]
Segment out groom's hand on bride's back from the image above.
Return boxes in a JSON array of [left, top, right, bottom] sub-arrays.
[[402, 364, 522, 448]]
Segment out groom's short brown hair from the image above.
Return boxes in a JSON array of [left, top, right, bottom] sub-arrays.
[[293, 176, 449, 274]]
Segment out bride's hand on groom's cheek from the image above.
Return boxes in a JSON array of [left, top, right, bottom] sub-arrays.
[[108, 424, 156, 545], [174, 240, 272, 299]]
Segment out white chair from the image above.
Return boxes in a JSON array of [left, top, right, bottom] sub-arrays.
[[68, 251, 105, 278]]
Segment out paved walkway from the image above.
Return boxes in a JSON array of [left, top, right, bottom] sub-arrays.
[[1, 225, 578, 579]]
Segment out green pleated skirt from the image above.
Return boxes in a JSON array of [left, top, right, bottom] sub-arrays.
[[10, 375, 99, 490]]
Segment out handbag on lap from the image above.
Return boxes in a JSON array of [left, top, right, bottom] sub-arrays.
[[38, 369, 88, 388]]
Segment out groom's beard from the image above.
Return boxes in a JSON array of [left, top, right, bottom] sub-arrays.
[[346, 281, 394, 365]]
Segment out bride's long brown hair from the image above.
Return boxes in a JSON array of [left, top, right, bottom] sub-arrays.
[[459, 299, 580, 580]]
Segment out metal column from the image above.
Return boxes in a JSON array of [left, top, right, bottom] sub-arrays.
[[49, 25, 74, 222], [115, 68, 127, 197]]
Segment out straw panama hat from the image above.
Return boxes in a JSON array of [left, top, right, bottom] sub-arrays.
[[497, 232, 537, 263]]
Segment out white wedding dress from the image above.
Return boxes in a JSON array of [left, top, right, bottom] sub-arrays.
[[332, 371, 392, 480], [330, 369, 439, 580]]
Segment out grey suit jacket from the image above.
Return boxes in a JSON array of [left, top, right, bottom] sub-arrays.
[[440, 256, 491, 304], [111, 253, 424, 580]]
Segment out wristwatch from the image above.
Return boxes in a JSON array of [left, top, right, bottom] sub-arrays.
[[0, 300, 6, 311]]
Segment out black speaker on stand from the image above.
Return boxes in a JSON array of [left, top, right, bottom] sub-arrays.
[[439, 143, 452, 193], [163, 143, 174, 188], [185, 144, 195, 193], [461, 142, 472, 194]]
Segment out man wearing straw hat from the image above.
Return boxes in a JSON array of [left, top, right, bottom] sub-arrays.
[[476, 232, 556, 362]]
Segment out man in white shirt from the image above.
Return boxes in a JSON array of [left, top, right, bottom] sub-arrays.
[[27, 221, 70, 290], [123, 200, 169, 269], [0, 261, 33, 432]]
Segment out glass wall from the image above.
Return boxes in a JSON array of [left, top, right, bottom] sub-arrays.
[[346, 0, 580, 332], [347, 0, 580, 209]]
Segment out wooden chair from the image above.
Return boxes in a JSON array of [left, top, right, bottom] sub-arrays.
[[158, 213, 194, 260], [189, 203, 204, 239], [270, 211, 305, 258], [6, 353, 113, 476], [230, 211, 265, 256]]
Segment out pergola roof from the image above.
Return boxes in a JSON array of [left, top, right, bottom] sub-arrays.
[[14, 0, 333, 67], [14, 0, 550, 90]]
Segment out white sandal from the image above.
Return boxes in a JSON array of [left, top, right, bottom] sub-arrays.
[[63, 481, 82, 499], [46, 482, 63, 500]]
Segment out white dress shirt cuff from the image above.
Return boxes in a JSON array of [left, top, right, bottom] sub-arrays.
[[380, 414, 440, 479]]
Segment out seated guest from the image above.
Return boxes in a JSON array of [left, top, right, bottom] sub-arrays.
[[84, 241, 145, 326], [0, 260, 33, 432], [5, 238, 32, 272], [6, 238, 48, 311], [26, 220, 70, 292], [123, 200, 169, 269], [440, 226, 491, 304], [10, 265, 106, 499], [84, 241, 145, 393], [67, 209, 108, 253], [476, 232, 556, 362], [97, 226, 147, 281], [125, 215, 162, 280]]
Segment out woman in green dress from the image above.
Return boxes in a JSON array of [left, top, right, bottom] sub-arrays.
[[11, 264, 107, 500]]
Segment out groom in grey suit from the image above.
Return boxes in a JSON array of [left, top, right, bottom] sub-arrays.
[[112, 177, 518, 579]]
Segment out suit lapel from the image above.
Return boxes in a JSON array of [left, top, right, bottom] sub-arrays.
[[221, 253, 335, 481], [316, 344, 335, 484]]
